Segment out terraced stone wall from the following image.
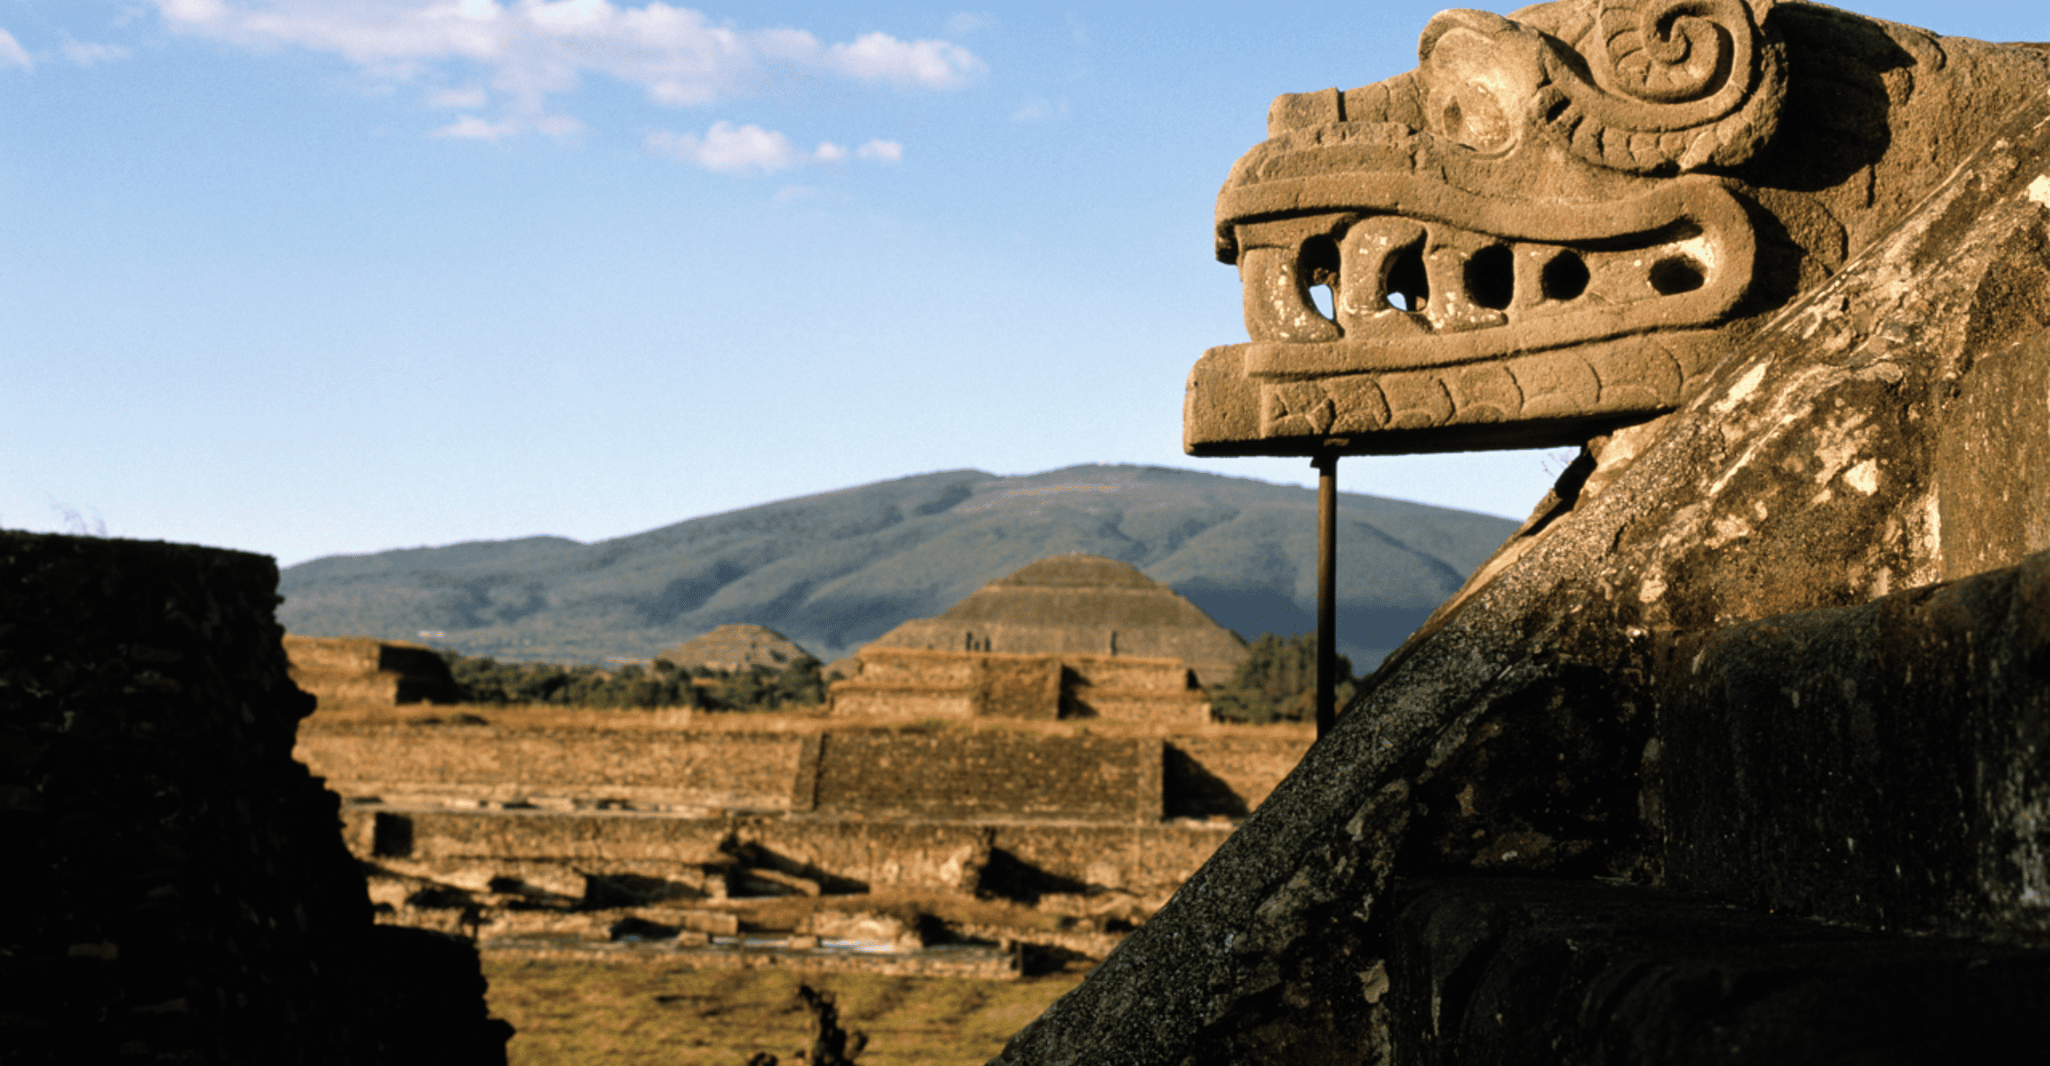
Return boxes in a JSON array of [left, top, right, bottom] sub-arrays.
[[298, 725, 815, 812], [298, 721, 1311, 824]]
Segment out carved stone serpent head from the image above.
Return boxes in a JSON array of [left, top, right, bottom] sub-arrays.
[[1184, 1, 2050, 456]]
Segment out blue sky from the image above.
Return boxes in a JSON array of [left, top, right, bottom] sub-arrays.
[[4, 1, 2044, 566]]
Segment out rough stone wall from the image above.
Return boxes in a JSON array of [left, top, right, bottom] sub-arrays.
[[1062, 655, 1211, 725], [1163, 736, 1311, 818], [810, 732, 1164, 823], [829, 647, 1039, 718], [878, 618, 1247, 687], [1384, 878, 2050, 1066], [0, 531, 508, 1065], [831, 646, 1207, 723], [282, 634, 457, 708], [297, 724, 814, 812], [298, 719, 1309, 825], [979, 653, 1065, 719], [1656, 549, 2050, 944]]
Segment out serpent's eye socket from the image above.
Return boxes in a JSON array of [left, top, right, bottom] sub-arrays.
[[1420, 20, 1543, 155], [1436, 84, 1513, 153]]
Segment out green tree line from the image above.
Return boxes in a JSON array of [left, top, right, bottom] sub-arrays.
[[437, 633, 1346, 722], [438, 652, 832, 712], [1207, 633, 1360, 724]]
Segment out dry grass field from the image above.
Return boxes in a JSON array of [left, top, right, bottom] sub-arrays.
[[484, 957, 1082, 1065]]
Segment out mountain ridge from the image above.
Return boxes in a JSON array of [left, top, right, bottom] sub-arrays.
[[277, 464, 1528, 668]]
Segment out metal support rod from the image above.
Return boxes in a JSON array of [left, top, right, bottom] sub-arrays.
[[1314, 451, 1338, 739]]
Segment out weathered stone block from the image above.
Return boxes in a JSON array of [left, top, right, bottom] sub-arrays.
[[811, 731, 1163, 823], [1935, 328, 2050, 580], [1386, 878, 2050, 1066], [1656, 547, 2050, 944], [353, 806, 735, 865], [283, 634, 458, 708], [1162, 735, 1312, 818]]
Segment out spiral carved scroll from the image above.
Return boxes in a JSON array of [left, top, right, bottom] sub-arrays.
[[1539, 0, 1785, 173]]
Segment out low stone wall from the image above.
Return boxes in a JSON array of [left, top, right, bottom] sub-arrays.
[[0, 532, 508, 1064], [298, 725, 814, 812]]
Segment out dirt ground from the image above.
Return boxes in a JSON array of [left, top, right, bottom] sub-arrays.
[[483, 956, 1083, 1065]]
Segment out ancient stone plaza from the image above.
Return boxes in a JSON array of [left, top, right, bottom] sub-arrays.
[[283, 552, 1303, 980]]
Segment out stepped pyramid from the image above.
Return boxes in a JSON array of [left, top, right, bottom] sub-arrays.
[[831, 554, 1250, 723], [655, 624, 812, 673]]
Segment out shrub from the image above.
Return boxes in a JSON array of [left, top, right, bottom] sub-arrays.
[[1208, 633, 1357, 724], [436, 651, 825, 711]]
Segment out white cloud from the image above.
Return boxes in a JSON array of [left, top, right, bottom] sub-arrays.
[[647, 121, 899, 175], [434, 113, 518, 139], [160, 0, 231, 21], [855, 139, 901, 162], [145, 1, 983, 138], [0, 29, 34, 71], [647, 121, 797, 173], [825, 32, 978, 89], [61, 40, 134, 67]]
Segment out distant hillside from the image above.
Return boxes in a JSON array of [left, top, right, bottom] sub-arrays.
[[278, 464, 1526, 669]]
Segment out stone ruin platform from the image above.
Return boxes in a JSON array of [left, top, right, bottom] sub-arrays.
[[294, 709, 1313, 975], [284, 634, 457, 706]]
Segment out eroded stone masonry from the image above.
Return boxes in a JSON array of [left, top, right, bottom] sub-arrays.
[[1001, 1, 2050, 1063]]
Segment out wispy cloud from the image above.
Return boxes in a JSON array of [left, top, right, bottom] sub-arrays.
[[434, 113, 519, 139], [61, 40, 135, 67], [855, 139, 901, 162], [644, 121, 899, 175], [0, 29, 34, 71], [47, 498, 109, 538], [145, 0, 984, 139]]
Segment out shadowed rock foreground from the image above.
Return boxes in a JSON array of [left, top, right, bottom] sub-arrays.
[[1, 532, 510, 1065]]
